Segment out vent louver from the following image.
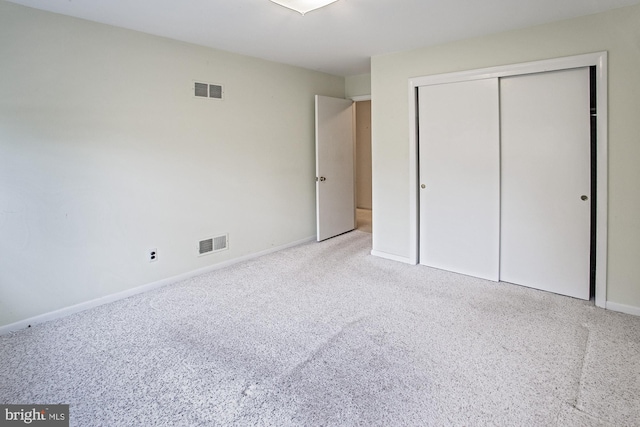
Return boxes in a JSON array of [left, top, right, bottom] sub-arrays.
[[209, 84, 223, 99], [213, 235, 227, 251], [194, 82, 208, 97], [199, 234, 228, 256], [199, 239, 213, 254], [193, 81, 224, 100]]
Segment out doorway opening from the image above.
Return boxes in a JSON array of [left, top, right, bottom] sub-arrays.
[[355, 100, 372, 234]]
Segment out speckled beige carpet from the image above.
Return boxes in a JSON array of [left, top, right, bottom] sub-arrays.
[[1, 231, 639, 426]]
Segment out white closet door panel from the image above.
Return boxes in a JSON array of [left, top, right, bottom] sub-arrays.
[[418, 79, 500, 280], [500, 68, 591, 300]]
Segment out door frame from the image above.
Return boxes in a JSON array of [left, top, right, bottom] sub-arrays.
[[407, 52, 608, 308]]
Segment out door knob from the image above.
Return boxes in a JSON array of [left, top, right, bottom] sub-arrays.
[[581, 195, 588, 201], [421, 184, 426, 189], [318, 176, 326, 182]]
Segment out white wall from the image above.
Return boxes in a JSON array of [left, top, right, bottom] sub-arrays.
[[345, 74, 371, 98], [371, 4, 640, 310], [0, 1, 344, 327]]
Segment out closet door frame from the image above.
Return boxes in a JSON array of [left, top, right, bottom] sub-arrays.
[[407, 52, 608, 308]]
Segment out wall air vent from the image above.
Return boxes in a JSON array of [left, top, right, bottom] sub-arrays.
[[199, 234, 228, 256], [193, 81, 224, 100]]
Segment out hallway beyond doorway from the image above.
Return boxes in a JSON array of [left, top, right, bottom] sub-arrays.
[[356, 208, 371, 233]]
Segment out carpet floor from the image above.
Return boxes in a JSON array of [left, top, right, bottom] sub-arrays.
[[1, 231, 639, 426]]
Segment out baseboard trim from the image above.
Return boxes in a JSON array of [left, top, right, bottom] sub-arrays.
[[370, 249, 415, 265], [0, 235, 316, 336], [605, 301, 640, 317]]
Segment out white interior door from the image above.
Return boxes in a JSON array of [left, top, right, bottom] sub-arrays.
[[315, 95, 355, 241], [418, 79, 500, 280], [500, 68, 591, 300]]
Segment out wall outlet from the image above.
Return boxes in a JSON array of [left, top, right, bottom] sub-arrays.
[[149, 248, 158, 262]]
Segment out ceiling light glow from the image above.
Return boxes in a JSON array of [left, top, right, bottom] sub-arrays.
[[269, 0, 340, 15]]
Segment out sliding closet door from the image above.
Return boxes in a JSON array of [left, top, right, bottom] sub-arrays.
[[418, 79, 500, 280], [500, 68, 591, 300]]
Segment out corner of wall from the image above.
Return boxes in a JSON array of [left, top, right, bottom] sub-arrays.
[[345, 73, 372, 99]]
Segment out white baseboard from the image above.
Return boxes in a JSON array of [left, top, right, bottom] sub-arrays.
[[370, 249, 415, 265], [605, 301, 640, 317], [0, 235, 315, 336]]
